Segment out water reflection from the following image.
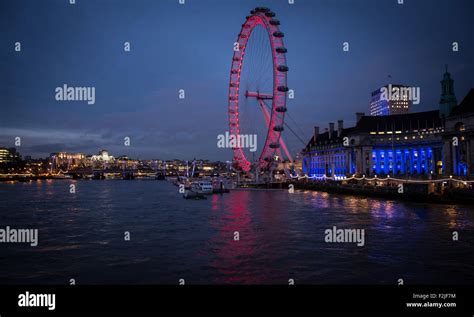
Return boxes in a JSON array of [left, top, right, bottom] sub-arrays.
[[209, 190, 259, 283], [445, 206, 459, 229], [370, 200, 397, 219], [211, 194, 219, 212], [0, 181, 473, 284]]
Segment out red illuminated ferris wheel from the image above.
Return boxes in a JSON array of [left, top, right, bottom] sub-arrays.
[[228, 7, 290, 172]]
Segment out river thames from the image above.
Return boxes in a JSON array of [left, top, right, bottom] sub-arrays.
[[0, 179, 473, 285]]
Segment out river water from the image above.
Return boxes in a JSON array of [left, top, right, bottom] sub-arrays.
[[0, 179, 473, 284]]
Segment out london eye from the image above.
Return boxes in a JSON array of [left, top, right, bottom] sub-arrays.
[[227, 7, 290, 173]]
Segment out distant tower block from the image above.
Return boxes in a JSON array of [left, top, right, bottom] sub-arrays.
[[369, 84, 412, 116]]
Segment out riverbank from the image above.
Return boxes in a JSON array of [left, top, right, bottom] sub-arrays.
[[0, 175, 57, 182], [238, 181, 474, 205], [4, 175, 474, 205]]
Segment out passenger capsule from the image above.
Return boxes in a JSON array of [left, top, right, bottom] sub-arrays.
[[273, 31, 284, 38], [255, 7, 270, 13]]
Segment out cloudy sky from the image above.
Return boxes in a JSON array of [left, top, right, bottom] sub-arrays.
[[1, 0, 473, 160]]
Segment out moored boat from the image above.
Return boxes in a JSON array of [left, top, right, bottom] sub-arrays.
[[183, 189, 207, 200], [191, 180, 213, 194]]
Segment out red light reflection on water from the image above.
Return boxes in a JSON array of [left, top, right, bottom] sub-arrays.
[[207, 190, 264, 284], [211, 194, 220, 212]]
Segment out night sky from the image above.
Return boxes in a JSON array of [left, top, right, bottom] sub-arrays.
[[1, 0, 473, 160]]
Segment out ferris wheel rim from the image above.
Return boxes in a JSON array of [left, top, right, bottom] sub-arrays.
[[227, 7, 288, 172]]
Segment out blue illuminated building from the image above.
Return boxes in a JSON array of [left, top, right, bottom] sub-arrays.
[[302, 111, 444, 178], [302, 68, 474, 179]]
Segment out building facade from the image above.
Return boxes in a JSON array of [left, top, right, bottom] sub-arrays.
[[349, 111, 444, 177], [302, 121, 354, 179], [303, 111, 444, 178], [90, 149, 115, 162], [0, 147, 21, 164], [303, 69, 474, 179], [50, 152, 86, 167], [442, 89, 474, 176]]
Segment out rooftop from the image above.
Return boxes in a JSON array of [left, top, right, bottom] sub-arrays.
[[451, 89, 474, 116]]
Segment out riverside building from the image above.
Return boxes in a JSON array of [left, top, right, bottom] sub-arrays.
[[302, 68, 474, 179]]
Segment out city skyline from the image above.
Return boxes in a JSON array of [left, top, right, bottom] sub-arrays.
[[1, 2, 474, 311], [1, 0, 473, 160]]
